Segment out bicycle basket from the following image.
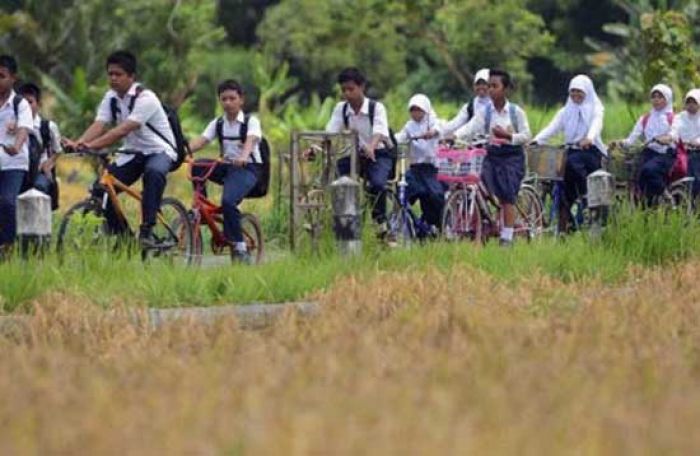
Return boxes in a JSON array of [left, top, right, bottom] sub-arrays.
[[525, 145, 566, 180], [436, 146, 487, 183]]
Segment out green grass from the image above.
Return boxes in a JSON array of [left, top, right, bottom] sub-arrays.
[[1, 209, 698, 313]]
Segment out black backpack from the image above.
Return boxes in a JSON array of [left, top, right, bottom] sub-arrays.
[[12, 95, 43, 191], [110, 86, 189, 171], [215, 114, 270, 198], [36, 118, 60, 210]]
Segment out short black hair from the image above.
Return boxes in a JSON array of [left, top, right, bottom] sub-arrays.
[[337, 67, 366, 86], [18, 82, 42, 103], [489, 69, 512, 89], [217, 79, 244, 96], [0, 55, 18, 75], [106, 50, 137, 75]]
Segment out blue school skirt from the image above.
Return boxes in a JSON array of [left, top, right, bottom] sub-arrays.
[[482, 144, 525, 204]]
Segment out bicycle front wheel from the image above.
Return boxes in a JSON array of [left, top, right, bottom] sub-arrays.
[[241, 213, 264, 264], [515, 184, 544, 240], [441, 187, 482, 243], [387, 203, 417, 247], [56, 198, 119, 259], [146, 197, 196, 265]]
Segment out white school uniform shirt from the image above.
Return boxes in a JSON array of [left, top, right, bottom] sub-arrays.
[[33, 115, 63, 165], [394, 93, 443, 165], [670, 111, 700, 147], [455, 101, 532, 146], [201, 111, 263, 163], [0, 91, 33, 171], [535, 75, 607, 156], [440, 96, 492, 138], [325, 97, 390, 150], [622, 111, 674, 154], [95, 83, 176, 166]]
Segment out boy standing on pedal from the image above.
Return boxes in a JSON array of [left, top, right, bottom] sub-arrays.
[[394, 94, 444, 230], [325, 67, 393, 232], [188, 79, 262, 264], [0, 55, 33, 256], [17, 82, 63, 206], [63, 51, 177, 248], [451, 69, 532, 246]]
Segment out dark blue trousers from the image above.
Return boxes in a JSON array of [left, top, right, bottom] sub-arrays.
[[563, 148, 602, 206], [338, 148, 394, 223], [192, 161, 259, 243], [406, 164, 444, 227], [0, 170, 27, 246], [638, 147, 675, 202], [688, 151, 700, 198], [97, 153, 171, 234]]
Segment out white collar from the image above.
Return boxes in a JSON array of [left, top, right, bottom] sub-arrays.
[[0, 90, 17, 109], [224, 111, 245, 124], [491, 100, 511, 114], [347, 97, 370, 115]]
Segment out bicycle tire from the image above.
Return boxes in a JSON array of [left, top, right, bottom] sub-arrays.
[[664, 181, 693, 216], [56, 198, 123, 258], [388, 203, 417, 247], [142, 197, 196, 266], [441, 187, 482, 243], [515, 184, 544, 240], [241, 213, 264, 264]]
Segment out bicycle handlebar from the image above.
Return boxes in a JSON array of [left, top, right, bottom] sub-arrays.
[[63, 146, 144, 157]]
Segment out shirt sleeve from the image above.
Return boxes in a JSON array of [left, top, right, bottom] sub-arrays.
[[394, 122, 410, 144], [455, 110, 485, 142], [16, 99, 34, 130], [587, 106, 604, 142], [50, 121, 63, 154], [511, 106, 531, 146], [95, 93, 113, 123], [438, 103, 470, 137], [126, 90, 160, 126], [622, 117, 643, 147], [201, 119, 218, 142], [246, 115, 262, 139], [325, 103, 344, 133], [534, 109, 565, 144], [371, 102, 390, 140]]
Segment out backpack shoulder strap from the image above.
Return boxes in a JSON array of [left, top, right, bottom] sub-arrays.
[[667, 112, 674, 125], [12, 94, 22, 119], [484, 104, 492, 134], [215, 116, 225, 156], [368, 99, 376, 129], [467, 100, 474, 120], [111, 85, 144, 123], [240, 113, 250, 140], [641, 113, 651, 130], [40, 119, 51, 154], [509, 103, 519, 133], [342, 102, 349, 129]]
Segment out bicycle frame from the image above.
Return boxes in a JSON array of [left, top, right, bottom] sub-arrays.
[[187, 159, 230, 252]]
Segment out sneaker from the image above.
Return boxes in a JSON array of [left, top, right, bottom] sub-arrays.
[[138, 227, 160, 249], [231, 250, 253, 265], [499, 238, 513, 248]]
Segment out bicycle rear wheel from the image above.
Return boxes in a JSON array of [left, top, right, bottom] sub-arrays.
[[241, 213, 264, 264], [143, 197, 195, 265], [441, 187, 482, 243], [387, 202, 417, 247], [663, 180, 693, 216]]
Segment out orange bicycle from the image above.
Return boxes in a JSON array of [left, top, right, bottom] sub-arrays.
[[186, 157, 264, 265], [56, 148, 195, 263]]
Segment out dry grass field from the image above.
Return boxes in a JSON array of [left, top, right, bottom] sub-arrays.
[[2, 258, 700, 454]]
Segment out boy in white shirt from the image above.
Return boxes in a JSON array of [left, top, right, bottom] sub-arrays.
[[64, 51, 176, 248], [0, 55, 33, 255], [325, 67, 393, 228], [188, 80, 262, 263], [451, 69, 532, 246], [394, 94, 444, 230], [17, 82, 62, 208]]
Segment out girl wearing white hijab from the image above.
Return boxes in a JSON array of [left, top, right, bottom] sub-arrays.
[[533, 74, 606, 230], [435, 68, 492, 138], [668, 89, 700, 196], [394, 94, 445, 229], [617, 84, 675, 204]]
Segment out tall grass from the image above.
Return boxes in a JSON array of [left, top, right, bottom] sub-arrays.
[[1, 210, 698, 312]]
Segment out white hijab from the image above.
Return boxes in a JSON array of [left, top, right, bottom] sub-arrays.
[[474, 68, 490, 84], [643, 84, 674, 142], [562, 75, 606, 152], [408, 93, 438, 128], [686, 89, 700, 107]]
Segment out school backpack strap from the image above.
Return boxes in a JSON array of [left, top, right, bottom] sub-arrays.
[[12, 94, 22, 119], [641, 111, 675, 131], [342, 102, 349, 130], [484, 103, 520, 134], [215, 116, 225, 157], [467, 100, 474, 120], [39, 119, 51, 156]]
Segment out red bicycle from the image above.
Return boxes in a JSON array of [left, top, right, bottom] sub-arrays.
[[186, 157, 264, 265]]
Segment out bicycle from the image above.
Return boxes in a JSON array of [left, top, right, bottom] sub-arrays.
[[607, 140, 693, 215], [384, 138, 440, 246], [186, 157, 264, 265], [440, 140, 543, 243], [56, 148, 194, 263]]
